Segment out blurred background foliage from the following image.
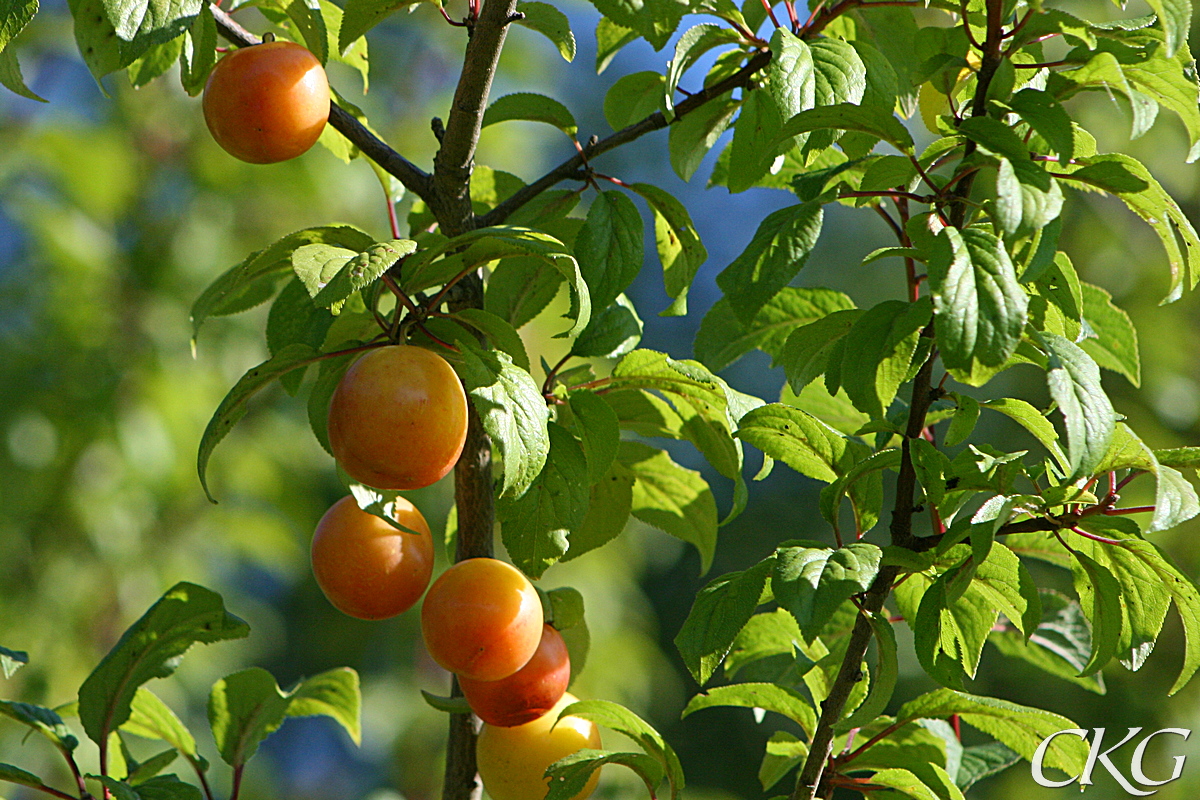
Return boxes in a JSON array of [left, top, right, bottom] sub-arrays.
[[3, 0, 1200, 798]]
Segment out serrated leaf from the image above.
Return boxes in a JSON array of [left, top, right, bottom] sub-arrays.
[[768, 28, 815, 123], [515, 1, 575, 61], [840, 298, 932, 418], [772, 542, 881, 639], [79, 583, 249, 747], [715, 202, 824, 324], [197, 344, 326, 501], [1078, 283, 1140, 386], [574, 190, 642, 310], [1069, 551, 1123, 676], [776, 102, 914, 153], [485, 256, 565, 329], [95, 0, 199, 76], [122, 689, 200, 762], [482, 92, 577, 136], [568, 391, 620, 484], [928, 227, 1027, 373], [565, 461, 634, 560], [727, 89, 784, 193], [674, 556, 774, 685], [695, 287, 855, 373], [557, 699, 684, 796], [178, 5, 215, 96], [619, 441, 717, 574], [191, 226, 374, 340], [980, 398, 1069, 473], [990, 591, 1105, 693], [285, 667, 361, 744], [897, 689, 1089, 776], [778, 308, 862, 394], [546, 749, 663, 800], [604, 70, 666, 130], [314, 239, 416, 311], [0, 646, 27, 678], [758, 732, 808, 791], [452, 308, 530, 371], [339, 0, 428, 54], [664, 24, 741, 116], [0, 701, 78, 752], [497, 423, 589, 578], [669, 91, 738, 182], [1040, 332, 1116, 479], [734, 403, 864, 485], [1007, 89, 1074, 161], [682, 683, 816, 735], [595, 16, 636, 73], [457, 339, 549, 497], [956, 742, 1021, 791], [629, 183, 707, 316], [585, 0, 688, 50], [569, 294, 643, 359]]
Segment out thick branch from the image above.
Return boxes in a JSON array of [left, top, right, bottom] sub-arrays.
[[209, 4, 436, 206], [430, 0, 521, 235], [478, 49, 772, 227]]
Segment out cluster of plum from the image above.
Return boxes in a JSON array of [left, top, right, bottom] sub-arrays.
[[306, 346, 600, 800]]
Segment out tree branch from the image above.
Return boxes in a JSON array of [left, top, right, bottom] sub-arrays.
[[209, 4, 436, 207], [478, 48, 772, 227], [430, 0, 521, 235]]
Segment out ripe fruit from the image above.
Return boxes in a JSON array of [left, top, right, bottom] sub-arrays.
[[421, 558, 542, 681], [310, 495, 434, 620], [327, 345, 468, 491], [202, 40, 330, 164], [476, 692, 601, 800], [460, 624, 570, 727]]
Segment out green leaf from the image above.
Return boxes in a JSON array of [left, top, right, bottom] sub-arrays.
[[840, 298, 932, 418], [121, 774, 202, 799], [79, 583, 249, 747], [674, 556, 775, 685], [695, 287, 855, 373], [725, 608, 810, 681], [1063, 153, 1200, 302], [574, 190, 643, 310], [568, 391, 620, 484], [0, 701, 78, 752], [404, 226, 590, 337], [1078, 283, 1139, 386], [456, 340, 550, 498], [682, 683, 817, 736], [570, 294, 643, 359], [989, 591, 1105, 693], [772, 542, 881, 639], [1069, 551, 1123, 676], [807, 38, 867, 151], [1006, 89, 1074, 161], [906, 558, 994, 687], [980, 397, 1069, 473], [664, 24, 741, 116], [1040, 332, 1116, 479], [832, 612, 897, 733], [727, 89, 784, 193], [545, 750, 663, 800], [565, 461, 634, 560], [307, 348, 359, 455], [768, 28, 815, 126], [558, 699, 684, 796], [944, 394, 980, 447], [776, 102, 914, 153], [191, 226, 373, 340], [197, 344, 323, 501], [209, 667, 361, 768], [515, 1, 575, 61], [0, 646, 27, 678], [778, 308, 862, 394], [734, 403, 866, 485], [177, 5, 215, 97], [0, 0, 37, 55], [315, 239, 416, 312], [285, 667, 362, 744], [897, 689, 1089, 776], [864, 769, 944, 800], [339, 0, 429, 55], [628, 183, 707, 316], [482, 92, 577, 137], [585, 0, 688, 50], [266, 279, 334, 395], [715, 203, 824, 324], [122, 689, 202, 764], [484, 256, 565, 329], [595, 16, 636, 73], [451, 308, 530, 371], [497, 423, 590, 579], [1145, 0, 1191, 56], [0, 763, 52, 792], [955, 742, 1021, 791], [669, 92, 738, 182], [928, 227, 1027, 374], [618, 441, 717, 574], [605, 70, 666, 130], [758, 732, 808, 791]]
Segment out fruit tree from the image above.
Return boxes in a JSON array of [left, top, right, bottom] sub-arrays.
[[3, 0, 1200, 798]]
